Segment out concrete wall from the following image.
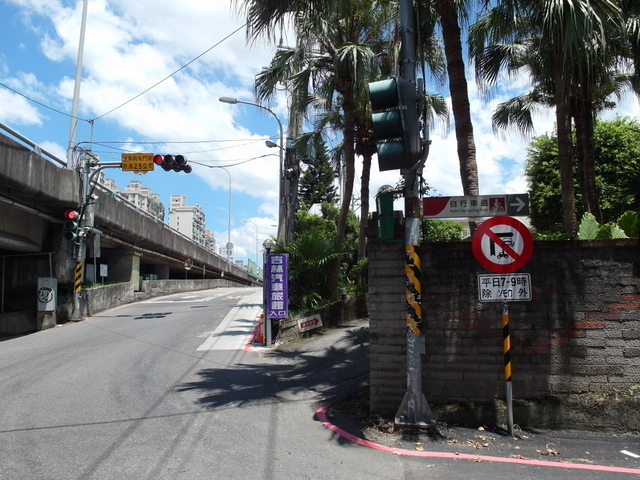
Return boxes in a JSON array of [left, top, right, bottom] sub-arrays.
[[80, 282, 136, 317], [0, 134, 78, 211], [1, 279, 251, 335], [276, 295, 369, 342], [72, 279, 249, 319], [368, 238, 640, 430]]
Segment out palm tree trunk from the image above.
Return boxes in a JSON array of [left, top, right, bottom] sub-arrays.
[[576, 82, 602, 223], [329, 87, 356, 297], [357, 151, 372, 261], [435, 0, 479, 197], [555, 55, 578, 236]]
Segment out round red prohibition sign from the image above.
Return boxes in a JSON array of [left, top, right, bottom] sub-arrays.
[[472, 216, 533, 273]]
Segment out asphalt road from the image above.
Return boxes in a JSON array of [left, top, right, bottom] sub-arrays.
[[1, 287, 639, 480]]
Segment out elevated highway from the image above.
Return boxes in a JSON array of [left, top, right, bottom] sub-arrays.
[[0, 124, 256, 334]]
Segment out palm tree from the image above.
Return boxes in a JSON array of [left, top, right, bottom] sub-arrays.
[[470, 0, 626, 235], [431, 0, 480, 198], [243, 0, 387, 296]]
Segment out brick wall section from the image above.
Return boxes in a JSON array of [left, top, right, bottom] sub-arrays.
[[368, 238, 640, 416]]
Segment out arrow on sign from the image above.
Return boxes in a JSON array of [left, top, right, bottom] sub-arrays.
[[298, 314, 323, 332], [509, 197, 527, 213], [300, 317, 320, 329]]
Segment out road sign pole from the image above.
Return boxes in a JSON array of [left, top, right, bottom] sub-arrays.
[[502, 302, 514, 436]]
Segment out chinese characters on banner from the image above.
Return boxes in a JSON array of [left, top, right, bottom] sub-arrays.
[[266, 253, 289, 319]]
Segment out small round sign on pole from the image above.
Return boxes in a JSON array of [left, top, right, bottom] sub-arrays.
[[472, 216, 533, 273]]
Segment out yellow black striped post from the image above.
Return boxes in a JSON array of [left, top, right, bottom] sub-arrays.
[[405, 245, 422, 334], [502, 302, 514, 435], [502, 303, 512, 381], [74, 262, 83, 293]]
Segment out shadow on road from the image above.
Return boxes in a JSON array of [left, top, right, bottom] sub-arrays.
[[176, 324, 369, 411]]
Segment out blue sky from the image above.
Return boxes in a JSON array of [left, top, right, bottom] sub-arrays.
[[1, 0, 639, 264]]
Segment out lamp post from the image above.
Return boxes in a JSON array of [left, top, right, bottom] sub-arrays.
[[243, 220, 259, 265], [218, 166, 232, 269], [201, 164, 232, 269], [219, 97, 286, 247]]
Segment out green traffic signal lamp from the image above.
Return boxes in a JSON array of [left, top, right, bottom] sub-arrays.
[[368, 76, 422, 171]]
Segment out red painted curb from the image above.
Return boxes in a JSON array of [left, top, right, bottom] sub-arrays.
[[315, 403, 640, 475]]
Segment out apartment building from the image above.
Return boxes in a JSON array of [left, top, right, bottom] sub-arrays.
[[168, 195, 207, 247], [98, 177, 165, 221]]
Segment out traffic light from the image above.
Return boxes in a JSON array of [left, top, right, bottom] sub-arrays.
[[153, 154, 192, 173], [62, 209, 80, 241], [368, 76, 422, 171]]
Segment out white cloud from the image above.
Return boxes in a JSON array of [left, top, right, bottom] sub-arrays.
[[1, 0, 639, 262], [0, 87, 42, 126]]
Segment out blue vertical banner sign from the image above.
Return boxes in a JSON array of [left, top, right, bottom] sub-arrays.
[[266, 253, 288, 319]]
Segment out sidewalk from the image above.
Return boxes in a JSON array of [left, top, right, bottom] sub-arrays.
[[270, 319, 640, 476], [320, 403, 640, 475]]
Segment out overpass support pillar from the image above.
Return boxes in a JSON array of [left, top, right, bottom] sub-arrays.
[[147, 264, 170, 279], [109, 250, 142, 291]]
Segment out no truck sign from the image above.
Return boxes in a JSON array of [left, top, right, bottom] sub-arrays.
[[472, 216, 533, 274]]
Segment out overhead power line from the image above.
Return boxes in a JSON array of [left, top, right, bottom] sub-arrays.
[[93, 23, 247, 121], [0, 22, 247, 125], [0, 81, 90, 122]]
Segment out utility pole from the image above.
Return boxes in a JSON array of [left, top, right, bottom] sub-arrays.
[[66, 0, 88, 169], [395, 0, 435, 429], [368, 0, 434, 427], [283, 109, 303, 246]]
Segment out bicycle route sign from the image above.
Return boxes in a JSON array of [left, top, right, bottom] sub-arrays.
[[472, 216, 533, 274], [423, 193, 529, 219]]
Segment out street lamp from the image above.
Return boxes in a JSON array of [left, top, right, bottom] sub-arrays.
[[219, 96, 286, 247], [221, 167, 232, 268], [243, 220, 259, 264], [201, 164, 232, 268]]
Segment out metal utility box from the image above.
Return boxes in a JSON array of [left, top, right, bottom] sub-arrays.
[[376, 191, 395, 240], [37, 277, 57, 312]]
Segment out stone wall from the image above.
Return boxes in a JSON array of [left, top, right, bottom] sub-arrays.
[[368, 238, 640, 430], [276, 295, 369, 342]]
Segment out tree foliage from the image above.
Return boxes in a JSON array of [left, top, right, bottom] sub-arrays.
[[420, 220, 465, 242], [298, 138, 338, 210], [525, 117, 640, 234], [276, 203, 359, 312]]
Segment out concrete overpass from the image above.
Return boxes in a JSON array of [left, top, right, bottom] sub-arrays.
[[0, 124, 255, 335]]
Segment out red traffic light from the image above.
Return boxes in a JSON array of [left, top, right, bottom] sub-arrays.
[[152, 154, 191, 173], [64, 209, 79, 220]]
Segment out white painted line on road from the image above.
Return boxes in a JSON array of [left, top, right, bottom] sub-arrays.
[[196, 291, 263, 351], [621, 450, 640, 459]]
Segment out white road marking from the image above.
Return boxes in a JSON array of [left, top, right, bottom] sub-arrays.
[[196, 291, 263, 351], [621, 450, 640, 459]]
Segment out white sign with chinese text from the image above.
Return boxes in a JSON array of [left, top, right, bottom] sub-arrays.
[[478, 273, 532, 302], [297, 314, 323, 333]]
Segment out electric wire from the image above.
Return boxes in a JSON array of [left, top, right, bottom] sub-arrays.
[[92, 23, 247, 121], [0, 22, 247, 125], [0, 81, 90, 123]]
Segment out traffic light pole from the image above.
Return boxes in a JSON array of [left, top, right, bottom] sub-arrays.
[[70, 153, 91, 319], [70, 151, 122, 320], [394, 0, 435, 428], [69, 150, 187, 320]]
